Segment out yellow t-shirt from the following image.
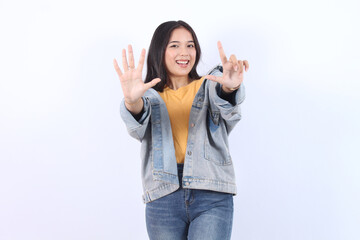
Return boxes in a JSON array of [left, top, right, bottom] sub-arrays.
[[158, 77, 205, 164]]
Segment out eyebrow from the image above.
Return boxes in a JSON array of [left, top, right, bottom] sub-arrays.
[[168, 41, 195, 44]]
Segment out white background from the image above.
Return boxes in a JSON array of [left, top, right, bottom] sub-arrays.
[[1, 0, 359, 239]]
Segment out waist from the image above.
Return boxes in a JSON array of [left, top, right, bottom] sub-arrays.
[[177, 164, 184, 185]]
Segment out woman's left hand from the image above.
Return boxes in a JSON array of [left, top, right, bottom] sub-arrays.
[[205, 41, 249, 93]]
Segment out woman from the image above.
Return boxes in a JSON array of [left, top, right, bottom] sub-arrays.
[[113, 20, 249, 240]]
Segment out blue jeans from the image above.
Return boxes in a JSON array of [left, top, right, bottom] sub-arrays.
[[145, 164, 234, 240]]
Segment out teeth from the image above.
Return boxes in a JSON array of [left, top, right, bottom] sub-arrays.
[[176, 60, 188, 64]]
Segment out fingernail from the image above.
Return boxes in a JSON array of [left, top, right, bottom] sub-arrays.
[[234, 65, 238, 71]]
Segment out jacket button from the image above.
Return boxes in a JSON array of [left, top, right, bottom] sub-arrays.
[[185, 182, 190, 186], [187, 151, 192, 156], [190, 123, 195, 127]]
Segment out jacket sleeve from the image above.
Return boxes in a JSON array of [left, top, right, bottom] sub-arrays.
[[207, 67, 246, 134], [120, 96, 151, 142]]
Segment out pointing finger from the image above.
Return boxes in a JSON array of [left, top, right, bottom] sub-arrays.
[[217, 41, 228, 66]]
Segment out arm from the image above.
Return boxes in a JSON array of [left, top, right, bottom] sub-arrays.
[[120, 96, 151, 142], [113, 44, 160, 115], [205, 41, 249, 133], [208, 74, 245, 134], [113, 45, 160, 141], [205, 41, 249, 95], [218, 86, 237, 105]]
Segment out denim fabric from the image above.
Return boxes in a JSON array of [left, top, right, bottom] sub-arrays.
[[120, 65, 246, 203], [146, 164, 233, 240]]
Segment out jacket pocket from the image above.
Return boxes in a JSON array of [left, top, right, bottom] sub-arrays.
[[204, 113, 232, 166]]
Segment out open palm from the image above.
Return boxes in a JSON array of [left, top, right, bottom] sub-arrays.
[[113, 45, 160, 105]]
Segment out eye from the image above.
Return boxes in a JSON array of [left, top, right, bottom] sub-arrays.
[[169, 44, 179, 48], [188, 44, 195, 48]]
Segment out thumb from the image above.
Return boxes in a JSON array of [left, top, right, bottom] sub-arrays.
[[144, 78, 161, 90], [205, 75, 223, 85]]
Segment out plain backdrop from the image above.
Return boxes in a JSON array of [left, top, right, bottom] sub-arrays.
[[1, 0, 359, 239]]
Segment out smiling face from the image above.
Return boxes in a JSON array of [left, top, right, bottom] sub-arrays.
[[164, 27, 197, 82]]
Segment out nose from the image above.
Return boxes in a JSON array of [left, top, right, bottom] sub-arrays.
[[180, 46, 189, 57]]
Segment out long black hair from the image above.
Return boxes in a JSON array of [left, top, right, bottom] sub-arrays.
[[144, 20, 201, 92]]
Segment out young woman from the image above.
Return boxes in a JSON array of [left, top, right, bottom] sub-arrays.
[[113, 20, 249, 240]]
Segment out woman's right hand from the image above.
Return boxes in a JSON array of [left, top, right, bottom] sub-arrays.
[[113, 45, 161, 114]]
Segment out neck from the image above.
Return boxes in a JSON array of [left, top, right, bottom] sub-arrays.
[[167, 76, 190, 90]]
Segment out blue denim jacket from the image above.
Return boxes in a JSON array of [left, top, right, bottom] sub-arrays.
[[120, 65, 245, 203]]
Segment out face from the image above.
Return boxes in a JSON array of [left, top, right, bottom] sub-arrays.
[[164, 27, 197, 81]]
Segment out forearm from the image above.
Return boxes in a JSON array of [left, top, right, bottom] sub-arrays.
[[218, 84, 238, 106], [125, 98, 144, 115], [120, 97, 150, 141]]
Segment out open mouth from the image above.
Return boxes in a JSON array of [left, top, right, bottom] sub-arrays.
[[176, 60, 190, 67]]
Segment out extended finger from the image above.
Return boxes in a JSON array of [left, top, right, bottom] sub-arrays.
[[144, 78, 161, 90], [217, 41, 228, 66], [122, 49, 129, 71], [128, 44, 135, 69], [244, 60, 249, 72], [137, 48, 146, 72], [229, 54, 238, 71], [113, 58, 123, 77], [205, 74, 224, 85]]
